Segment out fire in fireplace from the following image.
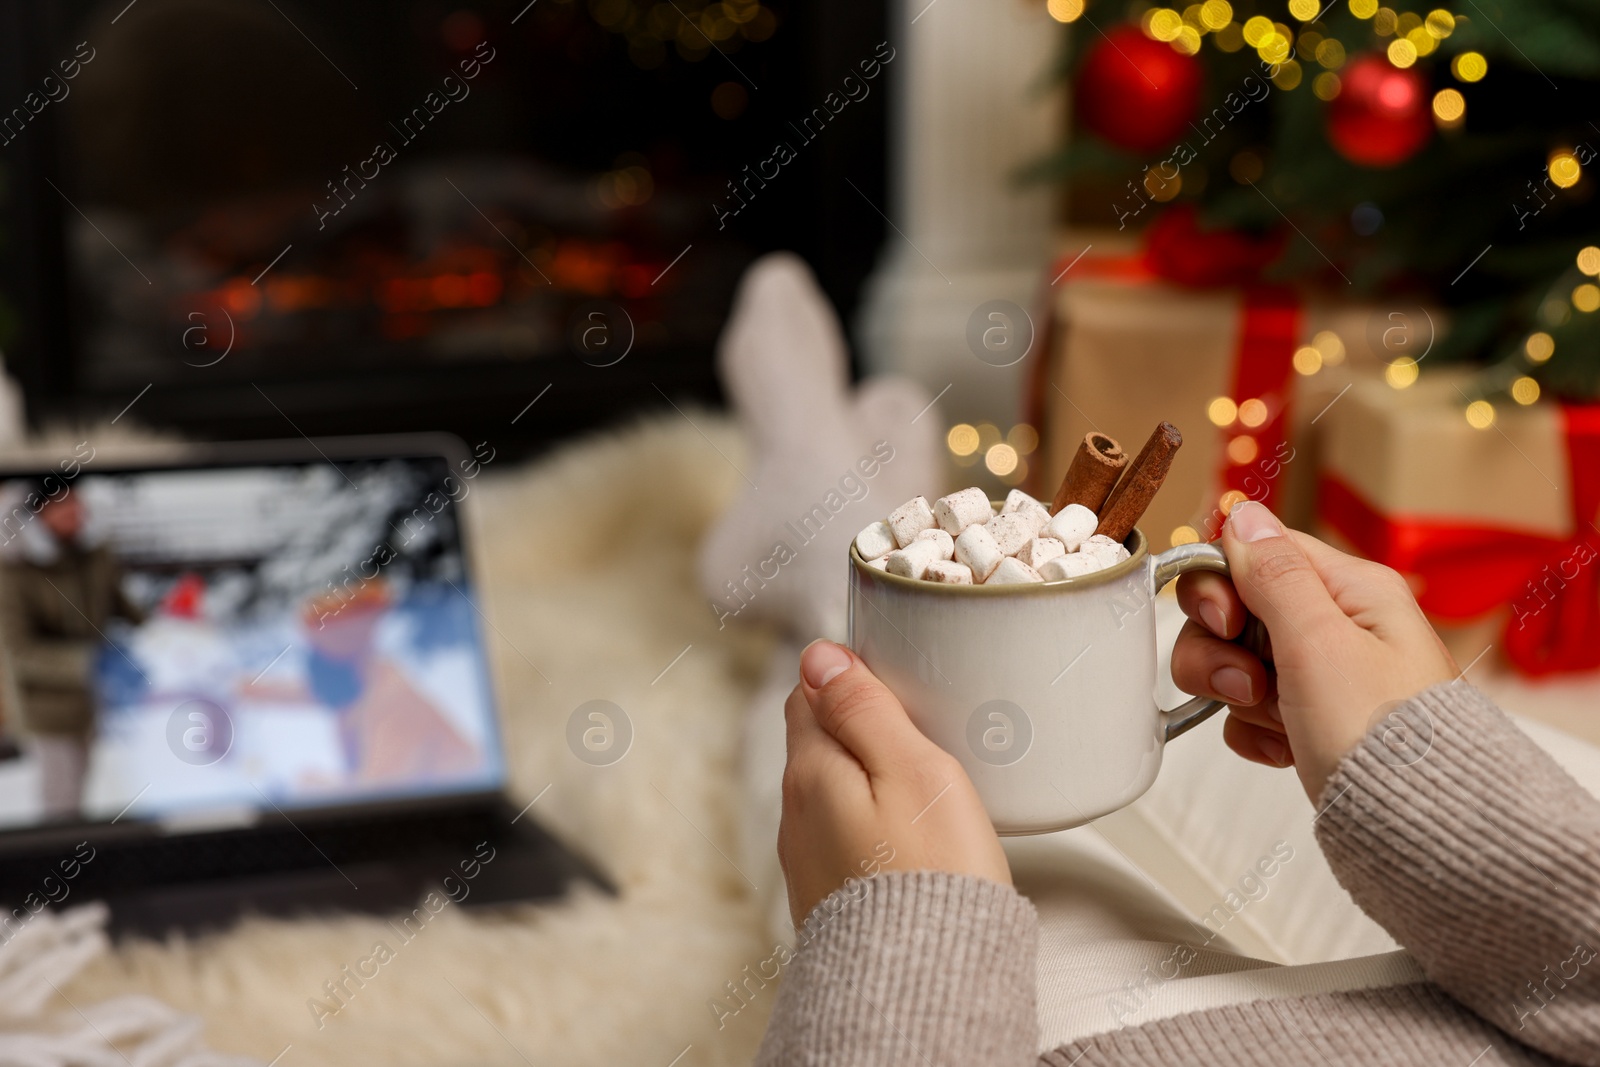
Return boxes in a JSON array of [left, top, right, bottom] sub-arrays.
[[0, 0, 887, 451]]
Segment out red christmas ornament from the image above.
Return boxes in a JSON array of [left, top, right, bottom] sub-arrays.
[[1326, 54, 1432, 167], [1075, 26, 1203, 155]]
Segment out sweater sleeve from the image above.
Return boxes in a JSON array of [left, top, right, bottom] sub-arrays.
[[1314, 681, 1600, 1065], [754, 870, 1040, 1067]]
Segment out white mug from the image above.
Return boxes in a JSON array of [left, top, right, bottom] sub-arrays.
[[848, 522, 1232, 835]]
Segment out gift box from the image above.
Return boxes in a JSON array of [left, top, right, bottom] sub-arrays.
[[1025, 225, 1399, 551], [1316, 370, 1600, 677]]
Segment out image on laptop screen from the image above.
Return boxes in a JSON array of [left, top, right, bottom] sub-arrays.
[[0, 452, 505, 830]]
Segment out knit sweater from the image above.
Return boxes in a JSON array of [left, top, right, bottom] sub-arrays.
[[755, 683, 1600, 1065]]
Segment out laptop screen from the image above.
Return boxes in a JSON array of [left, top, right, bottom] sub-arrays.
[[0, 446, 506, 830]]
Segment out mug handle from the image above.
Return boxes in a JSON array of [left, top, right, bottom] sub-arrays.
[[1150, 542, 1263, 742]]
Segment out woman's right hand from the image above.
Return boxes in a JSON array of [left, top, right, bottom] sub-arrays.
[[1171, 501, 1459, 805]]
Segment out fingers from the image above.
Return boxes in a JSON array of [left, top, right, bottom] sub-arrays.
[[1176, 569, 1248, 639], [1220, 503, 1350, 654], [1223, 713, 1294, 768], [1169, 619, 1270, 707], [798, 640, 938, 776], [783, 683, 843, 764]]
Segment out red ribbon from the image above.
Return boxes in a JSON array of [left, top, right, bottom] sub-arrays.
[[1318, 404, 1600, 676], [1219, 289, 1300, 523]]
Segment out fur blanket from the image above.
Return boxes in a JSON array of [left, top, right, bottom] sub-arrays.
[[53, 414, 778, 1066]]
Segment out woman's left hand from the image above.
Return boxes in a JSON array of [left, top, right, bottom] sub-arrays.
[[777, 640, 1011, 927]]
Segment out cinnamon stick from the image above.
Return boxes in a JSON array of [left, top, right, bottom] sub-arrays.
[[1095, 422, 1183, 544], [1051, 432, 1126, 514]]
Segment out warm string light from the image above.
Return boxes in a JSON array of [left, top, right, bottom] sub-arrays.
[[1385, 357, 1419, 389], [1047, 0, 1085, 22], [1525, 332, 1555, 364], [1112, 2, 1472, 93], [1548, 149, 1582, 189], [947, 422, 1037, 484]]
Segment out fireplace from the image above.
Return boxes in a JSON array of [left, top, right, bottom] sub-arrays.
[[0, 0, 887, 452]]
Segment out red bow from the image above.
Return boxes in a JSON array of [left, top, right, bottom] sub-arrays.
[[1319, 405, 1600, 676]]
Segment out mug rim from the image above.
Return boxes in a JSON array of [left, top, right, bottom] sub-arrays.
[[851, 516, 1150, 595]]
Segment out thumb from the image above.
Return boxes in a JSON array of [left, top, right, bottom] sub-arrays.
[[1221, 502, 1349, 653], [799, 640, 937, 776]]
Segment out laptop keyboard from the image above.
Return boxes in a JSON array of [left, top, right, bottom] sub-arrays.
[[0, 807, 503, 905]]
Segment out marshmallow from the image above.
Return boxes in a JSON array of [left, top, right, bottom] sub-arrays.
[[923, 560, 974, 584], [934, 487, 992, 536], [886, 538, 947, 580], [914, 527, 956, 560], [985, 557, 1043, 585], [1015, 500, 1052, 537], [1045, 503, 1098, 551], [865, 556, 890, 571], [984, 512, 1036, 557], [1080, 534, 1131, 567], [954, 523, 1005, 581], [888, 496, 937, 548], [1039, 553, 1105, 581], [854, 520, 896, 561], [1016, 536, 1066, 569], [1002, 489, 1043, 513]]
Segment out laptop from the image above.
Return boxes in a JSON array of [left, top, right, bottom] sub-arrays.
[[0, 434, 607, 936]]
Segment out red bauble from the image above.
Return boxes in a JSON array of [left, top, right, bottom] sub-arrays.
[[1075, 26, 1203, 155], [1326, 54, 1432, 167]]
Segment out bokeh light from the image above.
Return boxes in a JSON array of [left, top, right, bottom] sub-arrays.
[[985, 443, 1019, 477], [1525, 332, 1555, 363], [947, 423, 979, 456], [1452, 51, 1487, 82], [1465, 399, 1496, 429], [1432, 88, 1465, 125], [1549, 150, 1582, 189], [1007, 423, 1040, 454], [1207, 396, 1239, 425], [1385, 357, 1419, 389], [1511, 377, 1541, 405], [1238, 398, 1269, 427]]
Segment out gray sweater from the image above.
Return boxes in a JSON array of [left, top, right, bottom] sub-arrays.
[[755, 683, 1600, 1065]]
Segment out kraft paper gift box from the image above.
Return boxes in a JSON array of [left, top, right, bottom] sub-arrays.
[[1315, 370, 1600, 676], [1026, 246, 1402, 552]]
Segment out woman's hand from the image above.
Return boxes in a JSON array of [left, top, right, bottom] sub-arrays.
[[777, 640, 1010, 927], [1172, 501, 1458, 804]]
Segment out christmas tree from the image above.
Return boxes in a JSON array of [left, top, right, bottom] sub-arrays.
[[1035, 0, 1600, 416]]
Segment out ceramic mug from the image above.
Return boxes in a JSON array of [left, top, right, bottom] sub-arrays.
[[848, 521, 1233, 835]]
